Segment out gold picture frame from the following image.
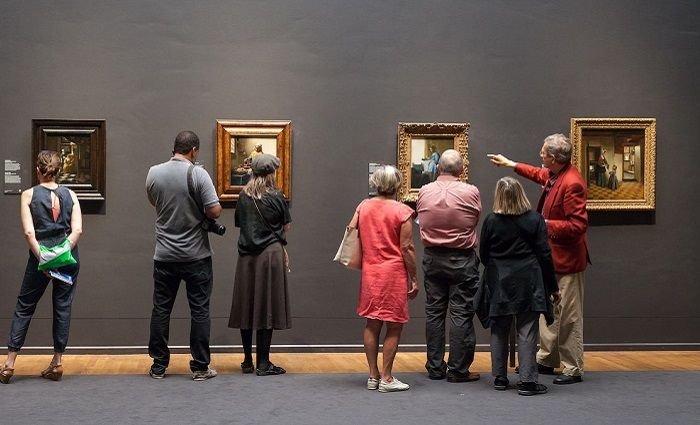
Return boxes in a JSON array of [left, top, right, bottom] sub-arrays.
[[216, 120, 292, 202], [571, 118, 656, 210], [397, 122, 469, 203]]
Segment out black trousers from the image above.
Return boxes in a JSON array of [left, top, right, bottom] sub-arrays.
[[422, 247, 480, 376], [7, 251, 80, 353], [149, 257, 213, 373]]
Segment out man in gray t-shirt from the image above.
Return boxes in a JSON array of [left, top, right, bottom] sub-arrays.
[[145, 130, 222, 381]]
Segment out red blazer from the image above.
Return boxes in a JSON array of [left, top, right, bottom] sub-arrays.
[[515, 162, 590, 274]]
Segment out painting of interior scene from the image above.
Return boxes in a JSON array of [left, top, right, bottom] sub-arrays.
[[583, 129, 644, 200], [410, 137, 454, 189], [45, 134, 92, 185], [230, 136, 278, 186]]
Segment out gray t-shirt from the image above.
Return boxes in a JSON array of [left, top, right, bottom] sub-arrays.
[[146, 157, 220, 262]]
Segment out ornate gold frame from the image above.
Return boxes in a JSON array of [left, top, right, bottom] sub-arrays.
[[216, 120, 292, 202], [397, 122, 469, 203], [571, 117, 656, 211]]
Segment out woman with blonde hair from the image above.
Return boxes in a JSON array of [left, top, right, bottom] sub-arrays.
[[478, 176, 559, 396], [1, 150, 82, 384], [229, 154, 291, 376], [347, 165, 419, 392]]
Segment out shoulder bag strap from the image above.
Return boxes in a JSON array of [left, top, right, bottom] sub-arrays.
[[187, 164, 205, 220]]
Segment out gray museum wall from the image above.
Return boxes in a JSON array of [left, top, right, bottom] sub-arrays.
[[1, 1, 698, 351]]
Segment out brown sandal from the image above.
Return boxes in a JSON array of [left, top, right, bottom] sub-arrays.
[[0, 365, 14, 384], [40, 364, 63, 381]]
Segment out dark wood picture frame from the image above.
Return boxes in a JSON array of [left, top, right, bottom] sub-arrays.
[[32, 119, 106, 201], [216, 120, 292, 202]]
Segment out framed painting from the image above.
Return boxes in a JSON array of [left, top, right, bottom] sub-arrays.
[[571, 118, 656, 210], [397, 122, 469, 203], [32, 119, 106, 201], [216, 120, 292, 202]]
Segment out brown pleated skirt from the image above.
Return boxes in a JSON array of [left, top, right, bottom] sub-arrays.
[[228, 242, 291, 330]]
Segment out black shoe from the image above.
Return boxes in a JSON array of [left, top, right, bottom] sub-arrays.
[[515, 364, 555, 375], [240, 361, 254, 374], [518, 382, 548, 396], [148, 366, 165, 379], [553, 374, 582, 385], [256, 364, 286, 376], [446, 371, 480, 383], [428, 372, 446, 380], [494, 376, 509, 391]]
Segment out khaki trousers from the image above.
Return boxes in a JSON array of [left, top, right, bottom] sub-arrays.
[[536, 271, 584, 376]]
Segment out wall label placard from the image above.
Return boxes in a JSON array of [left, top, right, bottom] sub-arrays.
[[4, 159, 23, 194]]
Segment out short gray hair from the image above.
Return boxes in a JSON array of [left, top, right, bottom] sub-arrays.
[[543, 133, 572, 164], [438, 149, 463, 176], [369, 165, 401, 196]]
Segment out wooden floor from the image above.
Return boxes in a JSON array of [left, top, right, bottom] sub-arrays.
[[6, 351, 699, 376]]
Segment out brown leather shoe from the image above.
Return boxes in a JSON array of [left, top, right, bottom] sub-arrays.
[[446, 371, 480, 383], [40, 364, 63, 381], [0, 365, 14, 384]]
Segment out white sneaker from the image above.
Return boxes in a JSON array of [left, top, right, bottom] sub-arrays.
[[378, 377, 410, 392], [367, 377, 379, 390]]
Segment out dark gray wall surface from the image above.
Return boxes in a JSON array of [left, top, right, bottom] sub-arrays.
[[1, 0, 698, 349]]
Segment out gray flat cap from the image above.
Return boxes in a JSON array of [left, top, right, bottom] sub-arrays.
[[251, 153, 281, 176]]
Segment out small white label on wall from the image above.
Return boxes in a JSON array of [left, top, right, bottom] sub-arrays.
[[4, 159, 23, 194]]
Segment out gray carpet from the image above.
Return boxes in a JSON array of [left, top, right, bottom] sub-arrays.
[[2, 372, 698, 425]]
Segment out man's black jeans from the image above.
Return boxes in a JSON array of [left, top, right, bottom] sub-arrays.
[[149, 256, 213, 373], [422, 247, 480, 377]]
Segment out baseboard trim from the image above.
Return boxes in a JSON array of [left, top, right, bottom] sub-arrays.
[[5, 342, 700, 354]]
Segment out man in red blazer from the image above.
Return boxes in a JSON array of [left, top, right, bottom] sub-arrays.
[[488, 133, 590, 385]]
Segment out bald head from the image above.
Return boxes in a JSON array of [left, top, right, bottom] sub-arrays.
[[438, 149, 463, 176]]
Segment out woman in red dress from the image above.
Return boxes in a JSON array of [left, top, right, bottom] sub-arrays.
[[347, 165, 419, 392]]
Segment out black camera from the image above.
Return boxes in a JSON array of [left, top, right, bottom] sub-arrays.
[[202, 218, 226, 236]]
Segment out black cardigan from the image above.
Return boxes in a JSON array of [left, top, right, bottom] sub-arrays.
[[476, 211, 558, 327]]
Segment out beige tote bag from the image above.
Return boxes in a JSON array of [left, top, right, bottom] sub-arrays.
[[333, 226, 362, 270]]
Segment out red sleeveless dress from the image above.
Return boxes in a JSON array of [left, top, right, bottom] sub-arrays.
[[356, 198, 415, 323]]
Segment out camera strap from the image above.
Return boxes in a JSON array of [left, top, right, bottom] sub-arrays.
[[187, 164, 206, 220]]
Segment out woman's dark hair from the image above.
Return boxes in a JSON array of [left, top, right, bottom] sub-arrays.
[[173, 130, 200, 154], [36, 150, 62, 179]]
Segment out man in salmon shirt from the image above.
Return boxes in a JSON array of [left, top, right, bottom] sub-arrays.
[[417, 150, 482, 383], [488, 133, 590, 385]]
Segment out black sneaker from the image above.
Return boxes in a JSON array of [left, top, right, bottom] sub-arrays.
[[148, 367, 165, 379], [518, 382, 548, 396], [494, 376, 509, 391], [240, 361, 254, 374], [192, 368, 218, 381], [255, 364, 286, 376]]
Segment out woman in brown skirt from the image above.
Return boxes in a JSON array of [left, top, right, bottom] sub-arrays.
[[229, 153, 291, 376]]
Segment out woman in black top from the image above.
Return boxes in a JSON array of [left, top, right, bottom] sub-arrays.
[[229, 154, 291, 376], [478, 177, 559, 396], [1, 151, 82, 384]]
